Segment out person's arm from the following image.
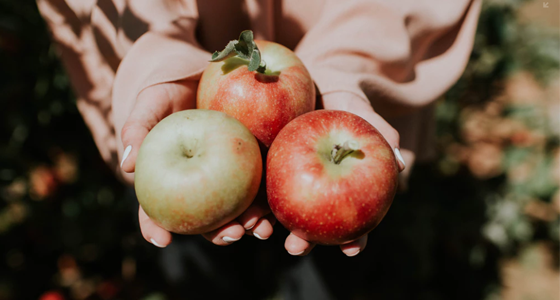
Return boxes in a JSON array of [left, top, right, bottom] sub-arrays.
[[296, 0, 482, 118], [36, 0, 119, 172], [284, 0, 482, 256]]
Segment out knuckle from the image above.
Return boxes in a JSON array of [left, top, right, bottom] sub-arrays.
[[121, 119, 148, 144], [120, 121, 136, 141], [390, 128, 400, 144], [139, 226, 150, 241]]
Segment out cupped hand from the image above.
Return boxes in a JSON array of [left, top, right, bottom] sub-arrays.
[[283, 92, 407, 257], [119, 80, 275, 248]]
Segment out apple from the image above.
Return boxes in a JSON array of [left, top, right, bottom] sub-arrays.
[[197, 30, 315, 147], [39, 291, 65, 300], [267, 110, 399, 245], [134, 109, 262, 235]]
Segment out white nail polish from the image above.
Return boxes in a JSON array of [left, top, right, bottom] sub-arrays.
[[150, 238, 165, 248], [222, 236, 240, 243], [394, 148, 406, 168], [345, 250, 360, 257], [245, 222, 256, 230], [121, 145, 132, 168], [253, 232, 267, 240], [288, 250, 304, 256]]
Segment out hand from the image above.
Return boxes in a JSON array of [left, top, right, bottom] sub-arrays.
[[119, 80, 275, 248], [283, 92, 407, 257]]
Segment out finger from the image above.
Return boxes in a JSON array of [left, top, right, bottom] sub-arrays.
[[340, 235, 368, 257], [284, 233, 316, 256], [201, 221, 246, 246], [120, 81, 197, 173], [237, 201, 271, 230], [138, 206, 172, 248], [249, 214, 276, 240], [360, 111, 406, 172]]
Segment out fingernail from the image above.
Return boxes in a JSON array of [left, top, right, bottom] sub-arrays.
[[288, 250, 304, 256], [253, 232, 267, 240], [345, 249, 360, 257], [222, 236, 241, 243], [121, 145, 132, 168], [245, 220, 257, 230], [394, 148, 406, 169], [150, 238, 165, 248]]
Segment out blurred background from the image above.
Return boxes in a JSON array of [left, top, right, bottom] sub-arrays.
[[0, 0, 558, 299]]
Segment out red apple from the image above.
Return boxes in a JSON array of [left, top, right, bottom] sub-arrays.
[[39, 291, 65, 300], [267, 110, 399, 245], [197, 31, 315, 147]]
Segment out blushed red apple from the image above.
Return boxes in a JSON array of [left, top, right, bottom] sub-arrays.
[[134, 109, 262, 235], [197, 31, 315, 147], [267, 110, 399, 245]]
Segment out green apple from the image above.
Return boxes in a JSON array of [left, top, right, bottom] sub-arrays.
[[134, 109, 262, 234]]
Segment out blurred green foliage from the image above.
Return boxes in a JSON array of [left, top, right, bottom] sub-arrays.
[[438, 0, 559, 250], [0, 0, 558, 299]]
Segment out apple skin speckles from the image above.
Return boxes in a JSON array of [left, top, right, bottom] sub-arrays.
[[134, 110, 262, 235], [197, 40, 315, 148], [267, 110, 399, 245]]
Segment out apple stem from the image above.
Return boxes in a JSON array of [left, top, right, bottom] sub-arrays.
[[331, 140, 360, 164]]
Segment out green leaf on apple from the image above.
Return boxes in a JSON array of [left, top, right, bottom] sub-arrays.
[[210, 40, 238, 62], [248, 49, 261, 72], [234, 30, 254, 60], [209, 30, 266, 73]]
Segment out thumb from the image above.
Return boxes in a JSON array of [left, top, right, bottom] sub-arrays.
[[357, 108, 406, 172], [120, 80, 197, 173]]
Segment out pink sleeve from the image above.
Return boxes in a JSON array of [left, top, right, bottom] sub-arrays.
[[295, 0, 482, 118]]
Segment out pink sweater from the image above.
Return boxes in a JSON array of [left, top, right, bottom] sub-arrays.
[[37, 0, 481, 183]]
